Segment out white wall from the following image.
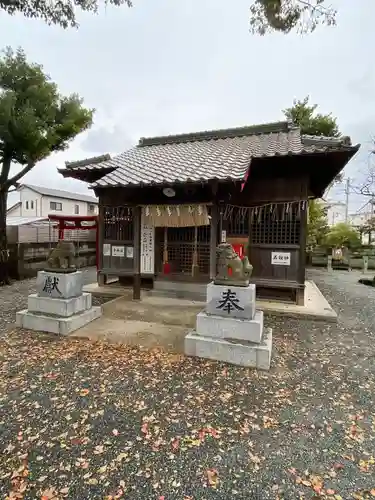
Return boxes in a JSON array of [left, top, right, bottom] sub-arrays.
[[18, 187, 98, 216], [42, 196, 90, 217], [7, 204, 21, 216], [350, 213, 369, 227], [19, 187, 43, 216], [326, 204, 346, 226]]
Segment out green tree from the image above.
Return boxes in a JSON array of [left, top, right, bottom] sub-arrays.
[[283, 97, 342, 253], [0, 47, 93, 283], [283, 96, 342, 184], [249, 0, 337, 35], [283, 96, 340, 137], [307, 199, 328, 252], [324, 223, 361, 249], [1, 0, 132, 28]]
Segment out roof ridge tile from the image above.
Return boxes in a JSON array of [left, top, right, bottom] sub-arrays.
[[138, 121, 294, 147]]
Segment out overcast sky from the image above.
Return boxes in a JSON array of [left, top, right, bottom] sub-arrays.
[[2, 0, 374, 212]]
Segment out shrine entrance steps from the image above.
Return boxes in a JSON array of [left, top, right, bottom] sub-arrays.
[[150, 280, 207, 302]]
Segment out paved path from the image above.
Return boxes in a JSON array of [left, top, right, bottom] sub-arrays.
[[0, 269, 374, 499]]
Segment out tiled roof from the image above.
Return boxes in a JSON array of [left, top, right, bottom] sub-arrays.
[[19, 184, 98, 204], [63, 154, 112, 172], [85, 121, 359, 189]]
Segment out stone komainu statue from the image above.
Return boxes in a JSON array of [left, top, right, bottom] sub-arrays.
[[47, 240, 76, 271], [214, 243, 253, 287]]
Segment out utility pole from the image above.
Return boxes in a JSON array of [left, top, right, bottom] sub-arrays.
[[345, 177, 350, 223]]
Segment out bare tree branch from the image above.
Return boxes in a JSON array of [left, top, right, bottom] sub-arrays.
[[4, 162, 35, 190], [351, 144, 375, 198]]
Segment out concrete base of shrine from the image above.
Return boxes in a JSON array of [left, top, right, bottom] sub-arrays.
[[184, 328, 272, 370], [83, 280, 336, 322]]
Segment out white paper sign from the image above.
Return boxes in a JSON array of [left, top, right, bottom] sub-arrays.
[[103, 243, 111, 256], [271, 252, 291, 266], [221, 230, 227, 243], [112, 245, 125, 258], [140, 219, 155, 274], [126, 246, 134, 259]]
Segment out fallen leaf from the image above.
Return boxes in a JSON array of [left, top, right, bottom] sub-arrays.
[[171, 438, 180, 451], [333, 463, 345, 470], [112, 429, 119, 436], [206, 468, 219, 487], [41, 488, 58, 500]]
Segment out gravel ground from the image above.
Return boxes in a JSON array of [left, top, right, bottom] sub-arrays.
[[1, 269, 375, 499]]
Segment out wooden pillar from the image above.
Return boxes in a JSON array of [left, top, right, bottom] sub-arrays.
[[297, 200, 308, 306], [133, 205, 141, 300], [218, 202, 228, 243], [210, 204, 218, 280], [192, 226, 199, 277], [97, 201, 106, 286]]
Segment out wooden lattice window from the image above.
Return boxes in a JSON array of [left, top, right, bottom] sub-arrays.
[[250, 203, 301, 245], [224, 203, 302, 245], [157, 226, 210, 274], [225, 206, 249, 237], [103, 206, 133, 241]]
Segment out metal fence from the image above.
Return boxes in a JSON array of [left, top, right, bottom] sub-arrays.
[[7, 222, 96, 244]]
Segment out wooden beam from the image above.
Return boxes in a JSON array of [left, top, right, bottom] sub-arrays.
[[133, 205, 142, 300], [297, 200, 308, 305], [97, 200, 105, 286], [209, 203, 218, 280]]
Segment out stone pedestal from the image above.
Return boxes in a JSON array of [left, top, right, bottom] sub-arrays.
[[16, 270, 101, 335], [184, 282, 272, 370], [36, 271, 83, 299]]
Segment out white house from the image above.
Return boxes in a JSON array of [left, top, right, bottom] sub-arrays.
[[323, 200, 347, 226], [7, 184, 98, 218]]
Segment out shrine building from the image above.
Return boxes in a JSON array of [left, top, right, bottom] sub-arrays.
[[59, 121, 359, 305]]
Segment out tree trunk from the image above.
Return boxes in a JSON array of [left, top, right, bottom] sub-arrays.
[[0, 189, 10, 285]]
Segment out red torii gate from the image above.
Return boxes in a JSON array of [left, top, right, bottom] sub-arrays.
[[48, 214, 98, 269]]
